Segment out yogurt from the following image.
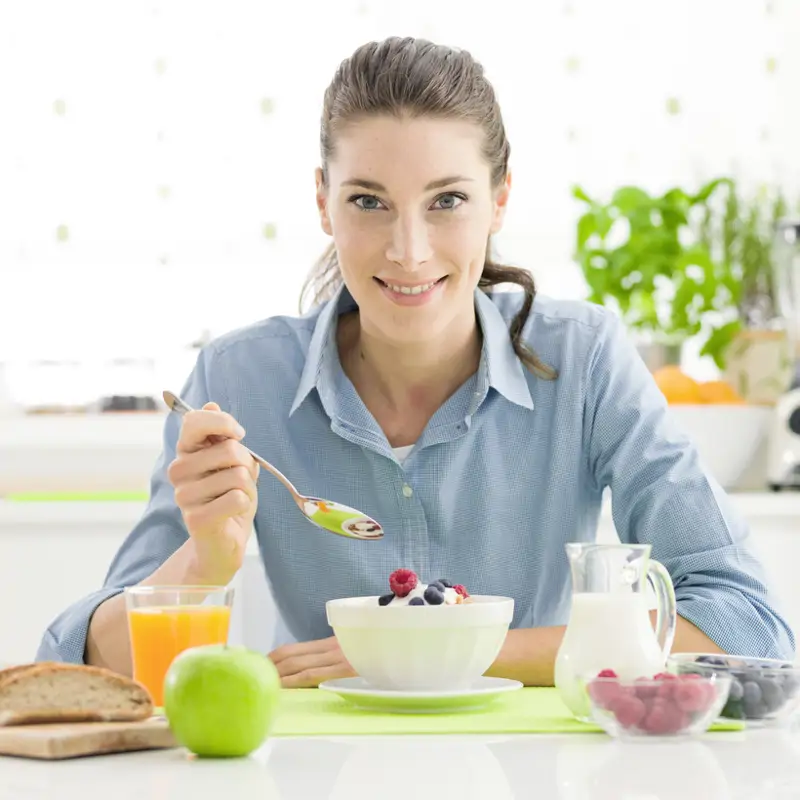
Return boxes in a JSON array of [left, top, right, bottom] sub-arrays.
[[388, 582, 462, 606]]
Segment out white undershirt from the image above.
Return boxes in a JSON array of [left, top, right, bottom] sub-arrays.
[[392, 444, 415, 464]]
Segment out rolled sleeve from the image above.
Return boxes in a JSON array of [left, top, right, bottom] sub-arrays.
[[583, 312, 795, 660], [35, 349, 215, 664]]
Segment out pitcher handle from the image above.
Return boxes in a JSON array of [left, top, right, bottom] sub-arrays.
[[646, 558, 677, 660]]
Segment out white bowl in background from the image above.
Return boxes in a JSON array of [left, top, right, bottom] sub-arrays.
[[326, 595, 514, 691], [667, 404, 772, 489]]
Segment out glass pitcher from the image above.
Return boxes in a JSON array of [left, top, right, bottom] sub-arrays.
[[554, 542, 677, 721]]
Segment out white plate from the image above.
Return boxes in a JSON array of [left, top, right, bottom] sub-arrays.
[[318, 676, 523, 714]]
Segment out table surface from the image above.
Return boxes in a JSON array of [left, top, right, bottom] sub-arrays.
[[2, 725, 800, 800]]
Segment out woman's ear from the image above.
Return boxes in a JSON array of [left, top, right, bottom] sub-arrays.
[[315, 167, 333, 236], [490, 171, 512, 234]]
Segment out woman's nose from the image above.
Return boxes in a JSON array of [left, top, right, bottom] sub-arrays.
[[385, 214, 434, 270]]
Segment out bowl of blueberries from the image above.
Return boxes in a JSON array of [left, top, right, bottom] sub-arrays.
[[667, 653, 800, 726]]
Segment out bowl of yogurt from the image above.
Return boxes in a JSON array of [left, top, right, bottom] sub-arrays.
[[326, 568, 514, 691]]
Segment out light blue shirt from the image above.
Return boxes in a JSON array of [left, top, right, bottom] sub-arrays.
[[37, 287, 795, 663]]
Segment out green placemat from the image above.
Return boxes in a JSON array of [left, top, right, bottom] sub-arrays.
[[270, 687, 745, 737]]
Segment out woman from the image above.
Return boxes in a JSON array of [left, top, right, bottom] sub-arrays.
[[38, 37, 793, 686]]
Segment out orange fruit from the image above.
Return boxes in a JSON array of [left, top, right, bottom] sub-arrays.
[[652, 366, 703, 404], [697, 380, 746, 404]]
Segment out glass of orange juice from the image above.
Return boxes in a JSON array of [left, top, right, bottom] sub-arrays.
[[125, 585, 234, 706]]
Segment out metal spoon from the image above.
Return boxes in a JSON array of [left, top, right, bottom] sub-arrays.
[[162, 390, 384, 541]]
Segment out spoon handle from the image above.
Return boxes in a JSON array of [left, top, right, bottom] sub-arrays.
[[162, 390, 303, 505]]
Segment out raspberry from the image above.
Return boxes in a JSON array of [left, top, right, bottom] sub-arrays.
[[453, 584, 469, 598], [610, 694, 646, 728], [674, 677, 714, 713], [588, 674, 625, 710], [597, 669, 618, 679], [654, 672, 678, 699], [642, 701, 687, 734], [633, 677, 659, 701], [388, 568, 418, 597]]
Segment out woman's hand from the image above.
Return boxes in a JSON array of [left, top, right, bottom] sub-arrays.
[[269, 637, 356, 688], [167, 402, 259, 585]]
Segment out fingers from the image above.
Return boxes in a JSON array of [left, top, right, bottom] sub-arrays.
[[269, 637, 338, 666], [176, 405, 246, 455], [280, 663, 355, 689], [268, 638, 353, 688], [174, 464, 258, 511], [169, 438, 259, 484]]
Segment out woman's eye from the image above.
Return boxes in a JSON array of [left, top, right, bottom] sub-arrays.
[[351, 194, 385, 211], [432, 193, 466, 210]]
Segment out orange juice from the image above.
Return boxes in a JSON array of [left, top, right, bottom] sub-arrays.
[[128, 604, 231, 706]]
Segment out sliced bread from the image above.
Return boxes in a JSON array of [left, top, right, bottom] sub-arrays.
[[0, 662, 153, 726]]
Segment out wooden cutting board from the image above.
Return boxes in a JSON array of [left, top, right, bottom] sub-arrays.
[[0, 716, 177, 760]]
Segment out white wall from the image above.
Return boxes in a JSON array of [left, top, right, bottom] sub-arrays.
[[2, 0, 800, 391]]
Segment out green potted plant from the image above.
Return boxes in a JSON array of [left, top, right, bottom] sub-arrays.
[[573, 177, 731, 368], [573, 178, 794, 399]]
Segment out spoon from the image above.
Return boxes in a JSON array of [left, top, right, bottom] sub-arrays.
[[162, 390, 384, 541]]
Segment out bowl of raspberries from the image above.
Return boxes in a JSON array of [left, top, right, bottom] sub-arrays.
[[585, 668, 732, 739], [325, 568, 514, 691], [666, 653, 800, 726]]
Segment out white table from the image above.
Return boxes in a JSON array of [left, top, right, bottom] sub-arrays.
[[2, 726, 800, 799]]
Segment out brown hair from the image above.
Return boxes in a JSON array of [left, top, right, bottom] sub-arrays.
[[300, 36, 556, 380]]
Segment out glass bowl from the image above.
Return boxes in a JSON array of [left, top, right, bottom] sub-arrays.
[[585, 670, 732, 740], [667, 653, 800, 726]]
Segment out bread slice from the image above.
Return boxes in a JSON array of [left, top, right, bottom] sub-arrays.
[[0, 662, 154, 726]]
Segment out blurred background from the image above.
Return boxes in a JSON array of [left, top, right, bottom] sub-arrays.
[[1, 0, 800, 664]]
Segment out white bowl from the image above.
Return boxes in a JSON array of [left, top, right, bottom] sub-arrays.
[[326, 595, 514, 691], [667, 404, 771, 489]]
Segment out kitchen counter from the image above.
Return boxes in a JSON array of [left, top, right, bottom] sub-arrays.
[[2, 726, 800, 798], [2, 490, 799, 528]]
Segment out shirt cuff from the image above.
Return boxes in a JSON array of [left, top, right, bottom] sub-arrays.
[[35, 586, 126, 665], [676, 587, 795, 661]]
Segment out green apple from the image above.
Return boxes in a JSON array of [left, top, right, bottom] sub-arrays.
[[163, 644, 281, 758]]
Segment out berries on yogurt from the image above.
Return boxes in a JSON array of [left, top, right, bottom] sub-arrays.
[[379, 569, 472, 606]]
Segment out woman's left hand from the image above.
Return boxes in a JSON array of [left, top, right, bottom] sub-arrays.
[[268, 636, 356, 688]]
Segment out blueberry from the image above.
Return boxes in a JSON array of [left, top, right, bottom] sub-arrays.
[[424, 585, 445, 605], [429, 581, 445, 592], [409, 597, 425, 606], [729, 678, 744, 702], [697, 656, 727, 667], [759, 677, 785, 711], [378, 594, 394, 606], [783, 675, 800, 696], [438, 579, 454, 588], [743, 680, 762, 704], [743, 680, 764, 718]]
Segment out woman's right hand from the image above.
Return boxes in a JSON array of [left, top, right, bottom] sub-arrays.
[[167, 402, 259, 584]]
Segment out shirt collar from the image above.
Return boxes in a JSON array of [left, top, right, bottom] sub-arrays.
[[290, 284, 534, 418], [474, 288, 535, 411]]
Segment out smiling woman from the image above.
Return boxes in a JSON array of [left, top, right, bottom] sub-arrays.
[[302, 39, 556, 385], [37, 36, 794, 690]]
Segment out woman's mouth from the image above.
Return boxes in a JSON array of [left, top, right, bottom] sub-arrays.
[[373, 276, 447, 296], [373, 276, 448, 307]]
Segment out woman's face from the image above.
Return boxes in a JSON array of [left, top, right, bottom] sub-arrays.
[[316, 115, 510, 346]]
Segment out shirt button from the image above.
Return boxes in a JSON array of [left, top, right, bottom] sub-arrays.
[[402, 484, 413, 498]]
